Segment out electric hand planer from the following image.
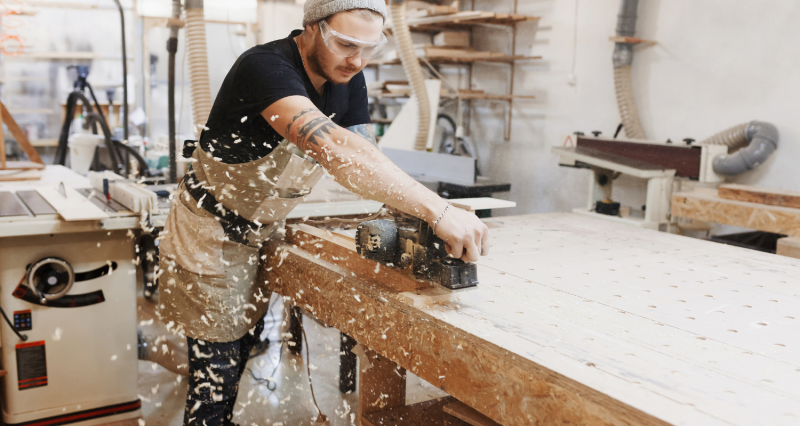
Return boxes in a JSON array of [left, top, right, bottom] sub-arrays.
[[355, 216, 478, 290]]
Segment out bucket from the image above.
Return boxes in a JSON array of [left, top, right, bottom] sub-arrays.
[[68, 133, 104, 174]]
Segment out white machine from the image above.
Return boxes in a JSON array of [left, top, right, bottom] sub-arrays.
[[0, 166, 165, 426], [552, 135, 726, 232]]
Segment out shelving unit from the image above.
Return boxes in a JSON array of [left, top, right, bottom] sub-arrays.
[[373, 0, 540, 140]]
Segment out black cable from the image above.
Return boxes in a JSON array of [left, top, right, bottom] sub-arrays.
[[614, 122, 624, 139], [167, 35, 178, 183], [113, 0, 129, 142], [0, 306, 28, 342], [246, 296, 284, 394], [55, 91, 95, 165]]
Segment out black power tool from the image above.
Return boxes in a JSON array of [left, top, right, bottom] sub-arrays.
[[355, 217, 478, 290]]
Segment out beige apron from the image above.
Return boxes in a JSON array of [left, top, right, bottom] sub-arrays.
[[157, 140, 324, 342]]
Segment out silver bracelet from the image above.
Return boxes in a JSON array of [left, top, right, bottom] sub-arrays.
[[432, 203, 452, 235]]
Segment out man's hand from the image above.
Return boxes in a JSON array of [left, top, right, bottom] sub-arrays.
[[433, 206, 489, 262]]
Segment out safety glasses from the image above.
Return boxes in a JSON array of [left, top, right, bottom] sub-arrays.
[[319, 19, 387, 60]]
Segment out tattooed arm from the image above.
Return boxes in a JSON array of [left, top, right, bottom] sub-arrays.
[[347, 124, 377, 146], [262, 95, 489, 262]]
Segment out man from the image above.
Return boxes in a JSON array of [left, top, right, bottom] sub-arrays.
[[157, 0, 490, 424]]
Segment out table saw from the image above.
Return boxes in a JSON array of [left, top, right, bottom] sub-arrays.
[[263, 213, 800, 425]]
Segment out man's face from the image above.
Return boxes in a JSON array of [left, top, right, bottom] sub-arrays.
[[307, 11, 383, 85]]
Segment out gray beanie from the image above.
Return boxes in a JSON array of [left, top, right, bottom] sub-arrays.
[[302, 0, 387, 27]]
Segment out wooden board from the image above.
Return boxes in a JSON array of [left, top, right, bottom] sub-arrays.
[[263, 213, 800, 425], [448, 197, 515, 212], [443, 401, 500, 426], [672, 187, 800, 236], [36, 186, 109, 221], [0, 169, 41, 181], [1, 102, 45, 166], [777, 236, 800, 259], [719, 184, 800, 209]]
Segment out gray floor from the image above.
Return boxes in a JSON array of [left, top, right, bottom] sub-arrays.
[[137, 293, 446, 426]]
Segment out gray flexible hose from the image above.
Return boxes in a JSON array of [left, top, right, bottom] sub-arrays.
[[612, 0, 646, 140], [700, 121, 779, 176], [390, 1, 430, 151], [613, 66, 646, 139]]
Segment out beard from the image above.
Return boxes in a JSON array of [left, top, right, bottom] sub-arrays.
[[307, 41, 359, 85]]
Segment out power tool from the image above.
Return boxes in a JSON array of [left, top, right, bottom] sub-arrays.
[[355, 217, 478, 290]]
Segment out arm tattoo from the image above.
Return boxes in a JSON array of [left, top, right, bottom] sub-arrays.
[[285, 107, 337, 151], [348, 124, 377, 146]]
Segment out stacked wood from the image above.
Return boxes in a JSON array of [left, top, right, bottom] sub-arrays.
[[433, 31, 470, 47]]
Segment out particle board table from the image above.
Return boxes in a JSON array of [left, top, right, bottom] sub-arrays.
[[261, 213, 800, 425]]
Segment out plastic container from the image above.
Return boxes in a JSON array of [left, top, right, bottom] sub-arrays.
[[68, 133, 104, 174]]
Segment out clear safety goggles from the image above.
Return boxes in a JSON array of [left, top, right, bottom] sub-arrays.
[[319, 19, 387, 60]]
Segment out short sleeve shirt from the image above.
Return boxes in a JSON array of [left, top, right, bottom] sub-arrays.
[[199, 30, 371, 164]]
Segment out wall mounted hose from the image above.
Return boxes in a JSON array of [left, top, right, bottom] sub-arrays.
[[390, 0, 430, 151], [611, 0, 778, 176], [184, 0, 213, 135]]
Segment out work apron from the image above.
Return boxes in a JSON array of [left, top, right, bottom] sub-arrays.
[[157, 140, 324, 342]]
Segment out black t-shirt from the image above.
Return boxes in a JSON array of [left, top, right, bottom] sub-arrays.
[[199, 30, 371, 164]]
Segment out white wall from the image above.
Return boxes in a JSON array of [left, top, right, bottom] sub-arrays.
[[463, 0, 800, 216]]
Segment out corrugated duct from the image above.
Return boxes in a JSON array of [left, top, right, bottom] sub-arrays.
[[390, 0, 430, 151], [184, 0, 213, 135]]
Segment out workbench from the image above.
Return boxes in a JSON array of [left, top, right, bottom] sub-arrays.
[[263, 213, 800, 425]]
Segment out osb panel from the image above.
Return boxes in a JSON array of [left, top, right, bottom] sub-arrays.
[[262, 245, 667, 426], [672, 188, 800, 236], [718, 184, 800, 210]]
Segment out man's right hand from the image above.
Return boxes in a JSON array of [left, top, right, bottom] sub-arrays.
[[432, 205, 490, 263]]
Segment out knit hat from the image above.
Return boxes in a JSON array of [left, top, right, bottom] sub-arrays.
[[302, 0, 387, 27]]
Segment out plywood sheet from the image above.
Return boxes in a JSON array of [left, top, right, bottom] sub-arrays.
[[264, 213, 800, 425], [672, 187, 800, 236], [719, 184, 800, 209]]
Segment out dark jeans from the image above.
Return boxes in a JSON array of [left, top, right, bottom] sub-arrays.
[[183, 318, 264, 426]]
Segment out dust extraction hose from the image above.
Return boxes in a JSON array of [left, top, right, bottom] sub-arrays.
[[184, 0, 213, 136], [699, 121, 779, 176], [612, 0, 646, 140], [390, 0, 430, 151]]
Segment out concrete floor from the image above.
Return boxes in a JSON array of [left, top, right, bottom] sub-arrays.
[[137, 293, 446, 426]]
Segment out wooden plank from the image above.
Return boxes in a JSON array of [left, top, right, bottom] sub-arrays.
[[1, 101, 46, 166], [358, 347, 407, 421], [363, 397, 459, 426], [0, 161, 46, 170], [672, 187, 800, 236], [719, 184, 800, 209], [443, 401, 500, 426], [264, 213, 800, 425], [448, 197, 515, 212], [0, 169, 41, 181], [777, 236, 800, 259], [36, 186, 109, 221]]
